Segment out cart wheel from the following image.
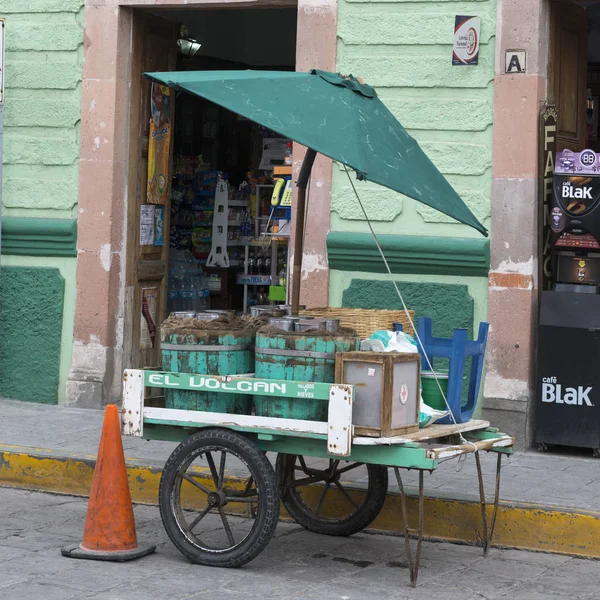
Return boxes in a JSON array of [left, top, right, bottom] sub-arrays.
[[159, 428, 279, 567], [276, 454, 388, 536]]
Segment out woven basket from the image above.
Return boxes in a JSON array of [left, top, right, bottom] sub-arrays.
[[299, 307, 415, 338]]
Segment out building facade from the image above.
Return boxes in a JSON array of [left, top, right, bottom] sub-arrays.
[[2, 0, 576, 450]]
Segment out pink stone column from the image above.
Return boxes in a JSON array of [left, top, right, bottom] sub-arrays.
[[66, 4, 132, 406], [68, 0, 339, 407], [484, 0, 550, 448], [290, 0, 338, 309]]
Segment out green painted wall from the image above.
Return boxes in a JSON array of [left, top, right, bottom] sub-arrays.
[[1, 255, 77, 404], [2, 0, 84, 219], [0, 266, 66, 403], [333, 0, 495, 237], [0, 2, 84, 403], [330, 0, 495, 349]]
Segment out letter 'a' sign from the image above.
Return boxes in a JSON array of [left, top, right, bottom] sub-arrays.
[[505, 51, 526, 74]]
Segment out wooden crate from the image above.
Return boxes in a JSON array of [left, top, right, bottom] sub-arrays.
[[300, 307, 415, 338], [336, 352, 420, 437]]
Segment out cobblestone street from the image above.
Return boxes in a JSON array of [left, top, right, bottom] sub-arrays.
[[0, 487, 598, 600]]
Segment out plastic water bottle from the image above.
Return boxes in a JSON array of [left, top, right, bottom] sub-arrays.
[[180, 271, 195, 311], [192, 275, 205, 312]]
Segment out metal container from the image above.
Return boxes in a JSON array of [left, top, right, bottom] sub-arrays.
[[195, 312, 221, 322], [268, 318, 294, 332], [250, 306, 285, 318], [253, 330, 360, 421], [281, 315, 303, 324], [281, 305, 306, 315], [161, 328, 254, 415], [206, 309, 235, 318], [250, 306, 272, 318], [294, 319, 326, 332], [325, 319, 340, 332], [174, 311, 196, 319]]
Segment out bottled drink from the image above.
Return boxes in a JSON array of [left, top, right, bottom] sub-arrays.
[[248, 253, 256, 275], [181, 272, 195, 311], [284, 141, 293, 166], [174, 272, 186, 312], [167, 272, 178, 314], [265, 256, 271, 276], [279, 265, 287, 287], [256, 252, 264, 276]]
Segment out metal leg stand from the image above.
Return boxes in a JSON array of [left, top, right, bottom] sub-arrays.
[[474, 451, 503, 557], [488, 453, 503, 549], [394, 468, 424, 588]]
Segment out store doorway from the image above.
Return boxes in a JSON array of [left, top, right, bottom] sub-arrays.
[[124, 7, 297, 371], [549, 1, 600, 152]]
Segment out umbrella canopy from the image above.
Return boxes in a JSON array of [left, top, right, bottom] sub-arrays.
[[145, 69, 487, 236]]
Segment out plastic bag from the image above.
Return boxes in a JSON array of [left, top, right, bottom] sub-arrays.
[[363, 330, 448, 428], [365, 330, 418, 353], [419, 403, 447, 428]]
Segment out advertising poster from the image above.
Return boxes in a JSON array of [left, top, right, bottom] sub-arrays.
[[147, 83, 172, 204], [154, 205, 165, 247], [259, 138, 287, 170], [452, 16, 481, 66], [140, 287, 159, 350], [140, 204, 155, 245]]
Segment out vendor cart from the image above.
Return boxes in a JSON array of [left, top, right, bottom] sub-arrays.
[[121, 369, 513, 587]]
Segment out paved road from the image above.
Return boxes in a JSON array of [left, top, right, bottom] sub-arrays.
[[0, 487, 598, 600]]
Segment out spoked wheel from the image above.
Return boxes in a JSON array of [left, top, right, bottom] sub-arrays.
[[159, 428, 279, 567], [276, 454, 388, 536]]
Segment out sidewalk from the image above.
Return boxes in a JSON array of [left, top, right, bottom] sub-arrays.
[[1, 398, 599, 558]]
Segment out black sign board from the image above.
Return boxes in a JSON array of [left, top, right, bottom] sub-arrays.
[[540, 106, 557, 291], [536, 291, 600, 449]]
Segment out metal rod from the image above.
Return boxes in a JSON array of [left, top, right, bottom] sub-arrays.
[[291, 148, 317, 315], [489, 453, 503, 546], [474, 451, 489, 556], [413, 470, 424, 587], [394, 468, 415, 586]]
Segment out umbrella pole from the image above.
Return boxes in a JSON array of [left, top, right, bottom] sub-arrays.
[[291, 148, 317, 315]]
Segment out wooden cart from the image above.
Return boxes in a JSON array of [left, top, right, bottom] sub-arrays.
[[121, 369, 513, 587]]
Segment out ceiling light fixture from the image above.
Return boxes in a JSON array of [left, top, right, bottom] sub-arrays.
[[177, 25, 202, 58]]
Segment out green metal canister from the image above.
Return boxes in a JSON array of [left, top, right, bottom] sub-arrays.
[[253, 329, 359, 421], [161, 329, 254, 414]]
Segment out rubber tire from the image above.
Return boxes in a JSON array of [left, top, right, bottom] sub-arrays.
[[276, 454, 388, 537], [159, 428, 280, 567]]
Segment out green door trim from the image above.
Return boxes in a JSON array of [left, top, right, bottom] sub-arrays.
[[1, 218, 78, 257], [327, 232, 490, 277]]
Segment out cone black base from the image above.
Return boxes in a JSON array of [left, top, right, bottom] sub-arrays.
[[61, 542, 156, 562]]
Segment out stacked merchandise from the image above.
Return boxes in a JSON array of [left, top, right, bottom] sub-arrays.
[[167, 249, 210, 314]]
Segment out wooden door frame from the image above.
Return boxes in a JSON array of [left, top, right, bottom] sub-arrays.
[[67, 0, 337, 407], [548, 0, 588, 151], [122, 13, 178, 373]]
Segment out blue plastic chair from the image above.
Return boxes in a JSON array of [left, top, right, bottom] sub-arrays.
[[416, 317, 489, 424]]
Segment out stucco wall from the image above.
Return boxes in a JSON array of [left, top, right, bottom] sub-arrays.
[[3, 0, 83, 218], [330, 0, 495, 341], [0, 1, 83, 403], [332, 0, 495, 237]]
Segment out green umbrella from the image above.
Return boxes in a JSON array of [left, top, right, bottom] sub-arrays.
[[145, 69, 487, 311]]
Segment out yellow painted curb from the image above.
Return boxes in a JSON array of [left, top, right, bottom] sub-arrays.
[[1, 445, 599, 559]]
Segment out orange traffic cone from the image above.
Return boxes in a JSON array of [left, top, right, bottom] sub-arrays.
[[62, 404, 156, 561]]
